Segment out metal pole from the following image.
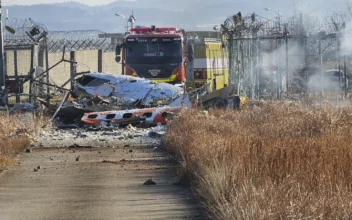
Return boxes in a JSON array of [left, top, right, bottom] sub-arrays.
[[228, 35, 233, 85], [304, 38, 308, 96], [236, 39, 241, 94], [130, 9, 134, 29], [338, 38, 342, 98], [249, 36, 253, 99], [29, 45, 35, 103], [319, 40, 323, 96], [299, 13, 308, 96], [285, 24, 289, 96], [276, 38, 281, 99], [45, 38, 50, 103], [126, 18, 129, 34], [278, 11, 281, 32], [0, 1, 6, 106], [257, 39, 261, 98], [344, 55, 348, 98], [70, 51, 75, 91], [14, 50, 19, 103], [241, 40, 245, 96]]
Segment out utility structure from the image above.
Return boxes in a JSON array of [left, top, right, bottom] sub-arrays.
[[265, 7, 282, 31], [115, 10, 136, 76], [115, 9, 136, 35]]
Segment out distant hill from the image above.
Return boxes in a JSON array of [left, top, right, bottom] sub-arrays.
[[4, 0, 344, 33]]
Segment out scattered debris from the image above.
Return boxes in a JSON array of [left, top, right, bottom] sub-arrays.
[[143, 178, 157, 185], [26, 148, 32, 153], [126, 124, 136, 131], [37, 166, 41, 170], [76, 156, 80, 161], [148, 131, 163, 138], [200, 84, 246, 109], [9, 103, 39, 115], [56, 124, 80, 130], [81, 106, 182, 128], [50, 91, 70, 121], [69, 144, 92, 149], [75, 133, 88, 139], [34, 168, 38, 172], [24, 71, 244, 131]]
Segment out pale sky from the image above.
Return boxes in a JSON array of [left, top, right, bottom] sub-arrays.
[[5, 0, 117, 6]]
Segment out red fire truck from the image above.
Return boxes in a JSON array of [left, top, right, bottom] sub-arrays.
[[115, 26, 188, 85]]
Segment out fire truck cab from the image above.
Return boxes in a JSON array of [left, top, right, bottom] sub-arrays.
[[115, 26, 186, 85]]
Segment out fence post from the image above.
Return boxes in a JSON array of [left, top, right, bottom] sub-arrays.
[[45, 38, 50, 103], [285, 25, 289, 97], [249, 38, 252, 99], [29, 45, 35, 103], [304, 38, 308, 96], [14, 50, 20, 103], [38, 42, 45, 97], [276, 38, 281, 99], [98, 49, 103, 73], [3, 49, 6, 104], [257, 39, 261, 98], [240, 40, 245, 96], [253, 38, 259, 100], [319, 39, 323, 96], [70, 51, 76, 91], [299, 13, 309, 96], [338, 37, 342, 98], [228, 35, 233, 85], [344, 55, 348, 98]]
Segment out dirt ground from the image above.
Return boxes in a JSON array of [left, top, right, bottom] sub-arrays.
[[0, 128, 205, 220]]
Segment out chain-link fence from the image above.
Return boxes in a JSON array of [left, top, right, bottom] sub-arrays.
[[3, 17, 124, 105], [46, 31, 123, 52], [228, 34, 351, 100]]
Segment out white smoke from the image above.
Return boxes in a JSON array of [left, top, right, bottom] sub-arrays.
[[257, 44, 304, 95], [308, 71, 343, 94]]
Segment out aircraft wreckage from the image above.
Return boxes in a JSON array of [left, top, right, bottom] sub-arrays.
[[37, 72, 244, 128], [43, 73, 194, 127]]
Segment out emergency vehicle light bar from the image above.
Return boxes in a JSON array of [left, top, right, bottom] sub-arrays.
[[130, 27, 177, 34]]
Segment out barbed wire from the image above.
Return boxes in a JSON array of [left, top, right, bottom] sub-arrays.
[[4, 18, 48, 46], [46, 30, 122, 52], [4, 16, 121, 52], [222, 12, 352, 39], [47, 30, 106, 41]]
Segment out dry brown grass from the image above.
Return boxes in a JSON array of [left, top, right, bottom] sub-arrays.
[[0, 112, 50, 170], [164, 102, 352, 219]]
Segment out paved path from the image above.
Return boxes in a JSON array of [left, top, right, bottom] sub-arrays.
[[0, 145, 204, 220]]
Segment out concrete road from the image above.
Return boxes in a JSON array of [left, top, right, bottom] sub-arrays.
[[0, 145, 204, 220]]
